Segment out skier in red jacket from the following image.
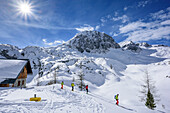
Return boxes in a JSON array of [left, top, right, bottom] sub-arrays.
[[86, 85, 88, 94], [61, 81, 64, 89]]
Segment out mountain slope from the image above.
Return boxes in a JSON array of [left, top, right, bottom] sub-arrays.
[[0, 31, 170, 113]]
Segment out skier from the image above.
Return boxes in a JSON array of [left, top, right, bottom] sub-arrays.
[[114, 94, 119, 105], [71, 82, 75, 91], [86, 85, 88, 94], [61, 81, 64, 89]]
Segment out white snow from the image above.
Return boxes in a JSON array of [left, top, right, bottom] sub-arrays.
[[0, 34, 170, 113], [150, 46, 170, 58]]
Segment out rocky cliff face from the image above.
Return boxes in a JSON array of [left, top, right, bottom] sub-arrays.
[[67, 31, 120, 53], [0, 44, 22, 59], [119, 41, 142, 52]]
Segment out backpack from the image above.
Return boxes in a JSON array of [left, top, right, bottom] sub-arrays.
[[114, 95, 116, 99]]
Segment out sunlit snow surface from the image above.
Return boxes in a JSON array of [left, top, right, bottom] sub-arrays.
[[0, 44, 170, 113]]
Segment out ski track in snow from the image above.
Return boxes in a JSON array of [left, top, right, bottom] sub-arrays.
[[0, 85, 141, 113], [88, 93, 137, 112], [0, 79, 166, 113], [0, 86, 105, 113]]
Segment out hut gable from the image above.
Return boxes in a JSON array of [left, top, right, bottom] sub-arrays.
[[0, 59, 32, 87]]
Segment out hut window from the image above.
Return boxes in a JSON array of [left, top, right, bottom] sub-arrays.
[[22, 80, 24, 85], [18, 81, 20, 86]]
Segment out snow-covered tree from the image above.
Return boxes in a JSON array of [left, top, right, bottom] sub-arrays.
[[145, 89, 156, 109], [77, 71, 85, 91], [110, 64, 113, 69], [37, 58, 42, 86], [72, 76, 75, 82], [53, 67, 59, 84], [140, 69, 159, 109]]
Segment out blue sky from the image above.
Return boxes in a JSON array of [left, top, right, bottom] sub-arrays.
[[0, 0, 170, 48]]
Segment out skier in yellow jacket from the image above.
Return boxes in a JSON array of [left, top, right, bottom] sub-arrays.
[[114, 94, 119, 105], [71, 83, 75, 91]]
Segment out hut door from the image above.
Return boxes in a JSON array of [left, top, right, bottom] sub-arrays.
[[22, 80, 24, 85], [18, 81, 20, 86]]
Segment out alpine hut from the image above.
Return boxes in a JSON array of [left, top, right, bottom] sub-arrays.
[[0, 59, 32, 87]]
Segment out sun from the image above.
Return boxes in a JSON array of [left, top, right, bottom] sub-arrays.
[[14, 0, 37, 20], [19, 2, 32, 14]]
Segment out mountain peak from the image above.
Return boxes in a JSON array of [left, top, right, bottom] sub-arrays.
[[66, 31, 120, 53]]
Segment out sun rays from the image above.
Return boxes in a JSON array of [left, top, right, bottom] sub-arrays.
[[13, 0, 38, 20]]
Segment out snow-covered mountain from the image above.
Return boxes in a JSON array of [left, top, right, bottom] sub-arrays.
[[0, 31, 168, 85], [0, 31, 170, 113], [119, 41, 142, 52], [67, 31, 120, 53], [0, 44, 22, 59]]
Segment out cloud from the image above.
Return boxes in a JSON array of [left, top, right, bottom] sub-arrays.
[[96, 13, 129, 37], [151, 8, 170, 20], [161, 20, 170, 25], [95, 25, 100, 30], [114, 12, 118, 16], [107, 15, 111, 19], [119, 21, 151, 33], [137, 0, 149, 7], [123, 0, 151, 11], [123, 26, 170, 42], [75, 24, 94, 32], [99, 13, 129, 25], [100, 18, 107, 23], [5, 20, 75, 30], [119, 8, 170, 42], [110, 32, 119, 37], [124, 7, 128, 11], [42, 39, 65, 46], [112, 15, 129, 23]]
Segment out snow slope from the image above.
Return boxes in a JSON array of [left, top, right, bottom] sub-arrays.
[[0, 85, 155, 113], [0, 48, 169, 113], [0, 31, 170, 113], [0, 73, 169, 113]]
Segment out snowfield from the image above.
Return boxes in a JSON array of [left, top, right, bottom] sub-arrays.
[[0, 64, 170, 113], [0, 31, 170, 113], [0, 60, 170, 113], [0, 85, 105, 113]]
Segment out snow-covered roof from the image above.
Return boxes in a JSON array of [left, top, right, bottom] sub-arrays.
[[0, 59, 28, 83]]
